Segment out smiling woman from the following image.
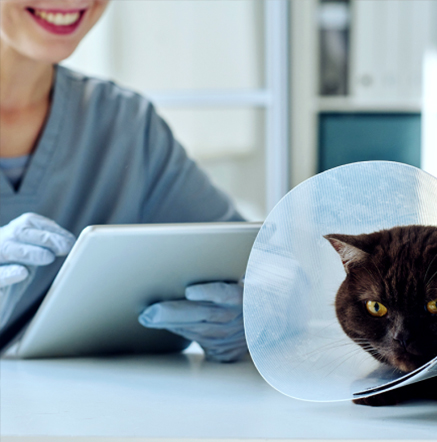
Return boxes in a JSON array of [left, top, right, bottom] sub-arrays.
[[0, 0, 248, 362], [0, 1, 109, 62]]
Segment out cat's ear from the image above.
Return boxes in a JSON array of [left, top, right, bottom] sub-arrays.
[[324, 234, 369, 273]]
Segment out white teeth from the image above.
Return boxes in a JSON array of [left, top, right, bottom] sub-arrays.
[[34, 9, 80, 26]]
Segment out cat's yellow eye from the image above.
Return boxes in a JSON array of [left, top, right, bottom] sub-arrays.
[[427, 300, 437, 314], [366, 301, 388, 317]]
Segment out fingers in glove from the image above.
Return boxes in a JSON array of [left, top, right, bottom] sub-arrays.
[[203, 342, 248, 363], [170, 323, 247, 362], [0, 240, 55, 266], [171, 316, 244, 339], [0, 264, 29, 288], [14, 227, 75, 256], [139, 300, 240, 327], [140, 310, 244, 339], [185, 282, 243, 306], [13, 213, 71, 236], [2, 213, 75, 254]]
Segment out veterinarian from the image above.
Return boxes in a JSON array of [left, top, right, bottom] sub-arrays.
[[0, 0, 247, 362]]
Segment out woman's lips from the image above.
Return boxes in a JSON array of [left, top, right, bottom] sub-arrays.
[[26, 7, 86, 35]]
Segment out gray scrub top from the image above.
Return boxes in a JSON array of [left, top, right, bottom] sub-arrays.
[[0, 65, 243, 338]]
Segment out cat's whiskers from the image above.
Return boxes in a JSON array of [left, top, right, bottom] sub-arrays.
[[352, 339, 389, 365], [313, 341, 374, 370], [323, 347, 371, 377], [285, 337, 384, 377], [303, 348, 361, 374], [304, 320, 342, 338], [357, 344, 385, 363], [283, 340, 367, 372], [424, 253, 437, 285], [356, 350, 376, 369], [425, 268, 437, 288], [353, 340, 375, 347], [295, 340, 361, 359]]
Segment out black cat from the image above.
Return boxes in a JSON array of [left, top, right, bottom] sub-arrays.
[[325, 225, 437, 406]]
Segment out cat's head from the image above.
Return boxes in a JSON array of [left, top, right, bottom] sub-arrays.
[[325, 226, 437, 373]]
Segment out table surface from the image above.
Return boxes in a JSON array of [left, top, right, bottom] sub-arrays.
[[1, 350, 436, 441]]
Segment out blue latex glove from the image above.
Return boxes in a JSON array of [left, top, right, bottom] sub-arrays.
[[138, 282, 247, 362], [0, 213, 76, 328]]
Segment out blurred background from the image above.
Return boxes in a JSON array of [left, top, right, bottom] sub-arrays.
[[63, 0, 437, 221]]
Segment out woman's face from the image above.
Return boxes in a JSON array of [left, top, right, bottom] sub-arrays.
[[0, 0, 110, 64]]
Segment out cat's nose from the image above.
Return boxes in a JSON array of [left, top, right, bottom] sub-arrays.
[[393, 332, 410, 351]]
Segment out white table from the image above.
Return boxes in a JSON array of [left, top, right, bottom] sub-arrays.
[[1, 351, 436, 441]]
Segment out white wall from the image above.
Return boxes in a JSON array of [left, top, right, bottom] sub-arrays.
[[108, 1, 263, 91], [63, 0, 267, 220]]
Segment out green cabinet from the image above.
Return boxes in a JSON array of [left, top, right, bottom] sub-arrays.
[[318, 113, 421, 172]]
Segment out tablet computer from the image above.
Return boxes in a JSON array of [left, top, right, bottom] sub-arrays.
[[13, 222, 261, 359]]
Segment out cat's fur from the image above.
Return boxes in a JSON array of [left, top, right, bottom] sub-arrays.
[[325, 225, 437, 406]]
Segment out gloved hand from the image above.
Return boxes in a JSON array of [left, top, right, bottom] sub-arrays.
[[0, 213, 76, 328], [138, 282, 247, 362]]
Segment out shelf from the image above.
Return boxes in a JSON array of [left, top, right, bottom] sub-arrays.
[[316, 97, 422, 113]]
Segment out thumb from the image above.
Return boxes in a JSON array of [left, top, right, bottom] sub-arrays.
[[0, 264, 29, 288]]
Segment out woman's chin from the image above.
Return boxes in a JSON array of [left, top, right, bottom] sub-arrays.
[[21, 42, 79, 65]]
